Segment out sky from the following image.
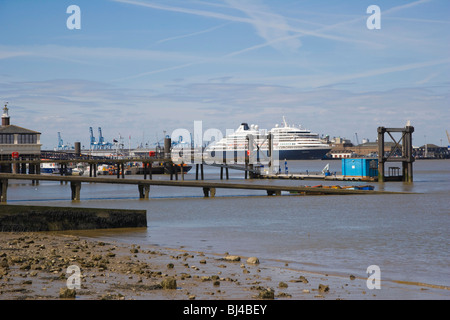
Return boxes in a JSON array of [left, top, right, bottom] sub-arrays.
[[0, 0, 449, 149]]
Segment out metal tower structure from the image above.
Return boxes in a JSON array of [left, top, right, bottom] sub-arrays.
[[89, 127, 97, 150], [377, 125, 414, 182], [98, 127, 105, 146], [56, 132, 73, 150], [57, 132, 66, 150]]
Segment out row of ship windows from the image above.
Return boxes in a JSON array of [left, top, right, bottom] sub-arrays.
[[223, 142, 319, 147]]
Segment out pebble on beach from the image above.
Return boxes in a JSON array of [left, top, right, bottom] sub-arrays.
[[258, 288, 275, 299], [318, 284, 330, 293], [246, 257, 260, 264], [223, 255, 241, 262], [161, 277, 177, 289]]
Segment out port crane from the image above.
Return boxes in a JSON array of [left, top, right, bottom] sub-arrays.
[[89, 127, 113, 150], [56, 132, 71, 150], [89, 127, 97, 149], [355, 133, 360, 146]]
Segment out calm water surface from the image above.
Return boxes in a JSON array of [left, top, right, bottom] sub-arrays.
[[6, 159, 450, 288]]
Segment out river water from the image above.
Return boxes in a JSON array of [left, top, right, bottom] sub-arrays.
[[6, 159, 450, 289]]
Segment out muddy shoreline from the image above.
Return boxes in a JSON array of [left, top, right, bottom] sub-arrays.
[[0, 232, 448, 300]]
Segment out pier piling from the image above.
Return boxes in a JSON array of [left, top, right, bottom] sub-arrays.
[[70, 181, 81, 201], [138, 184, 150, 199], [267, 189, 281, 196], [0, 179, 7, 203], [203, 187, 216, 198], [181, 162, 184, 181]]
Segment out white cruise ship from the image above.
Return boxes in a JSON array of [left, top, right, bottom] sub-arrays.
[[205, 117, 331, 160]]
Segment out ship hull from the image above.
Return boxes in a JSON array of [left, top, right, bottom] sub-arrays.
[[207, 147, 331, 161], [278, 148, 331, 160]]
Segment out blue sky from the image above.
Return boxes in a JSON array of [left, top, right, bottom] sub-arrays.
[[0, 0, 449, 149]]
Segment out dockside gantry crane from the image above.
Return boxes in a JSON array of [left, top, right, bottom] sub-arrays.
[[89, 127, 113, 150]]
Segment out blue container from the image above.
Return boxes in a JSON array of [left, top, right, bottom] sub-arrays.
[[342, 158, 378, 177]]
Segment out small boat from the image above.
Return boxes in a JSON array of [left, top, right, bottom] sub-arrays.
[[40, 161, 71, 174], [71, 164, 85, 176], [40, 162, 57, 174], [163, 163, 192, 174], [355, 185, 375, 190], [341, 185, 375, 190]]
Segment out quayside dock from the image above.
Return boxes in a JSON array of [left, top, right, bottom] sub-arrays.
[[0, 173, 411, 203]]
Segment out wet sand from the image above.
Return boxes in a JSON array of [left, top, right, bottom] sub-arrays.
[[0, 232, 448, 300]]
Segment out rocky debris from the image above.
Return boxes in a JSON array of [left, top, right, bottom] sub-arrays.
[[0, 258, 9, 269], [0, 232, 396, 300], [258, 288, 275, 299], [290, 275, 309, 283], [100, 293, 125, 300], [318, 284, 329, 293], [299, 276, 309, 283], [223, 255, 241, 262], [59, 288, 76, 299], [160, 277, 177, 289], [276, 292, 292, 298], [246, 257, 260, 264], [0, 257, 9, 278]]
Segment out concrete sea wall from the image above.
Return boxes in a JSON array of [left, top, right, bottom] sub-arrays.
[[0, 205, 147, 232]]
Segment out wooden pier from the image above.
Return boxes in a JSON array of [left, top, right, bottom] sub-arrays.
[[0, 173, 410, 203]]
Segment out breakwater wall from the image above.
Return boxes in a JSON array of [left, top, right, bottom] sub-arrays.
[[0, 205, 147, 232]]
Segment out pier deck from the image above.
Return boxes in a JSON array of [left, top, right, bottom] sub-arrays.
[[0, 173, 410, 203]]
